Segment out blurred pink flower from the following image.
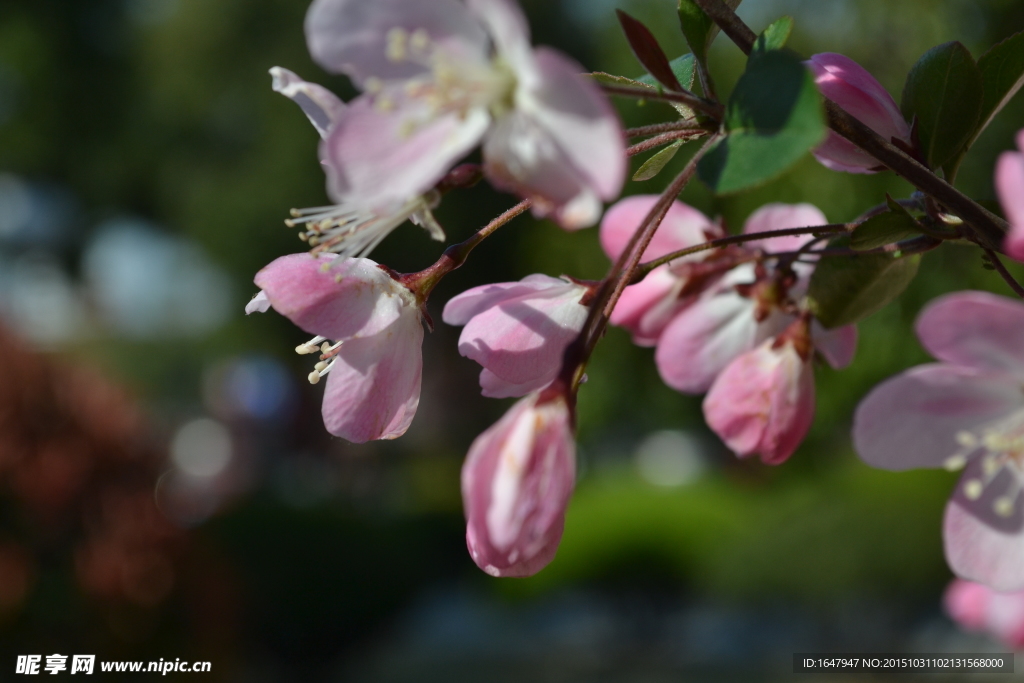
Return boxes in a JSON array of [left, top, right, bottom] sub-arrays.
[[254, 254, 424, 443], [304, 0, 625, 229], [945, 579, 1024, 647], [442, 274, 590, 398], [995, 129, 1024, 263], [806, 53, 912, 174], [462, 391, 575, 577], [703, 320, 816, 465], [853, 291, 1024, 590]]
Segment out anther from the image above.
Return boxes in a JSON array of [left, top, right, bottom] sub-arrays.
[[964, 479, 984, 500], [983, 455, 1001, 477], [955, 431, 977, 448], [307, 371, 321, 385], [386, 27, 408, 62], [943, 455, 967, 472], [314, 361, 328, 372], [994, 496, 1015, 517], [409, 28, 429, 52]]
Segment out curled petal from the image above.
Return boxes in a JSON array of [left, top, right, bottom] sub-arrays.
[[305, 0, 488, 86], [599, 195, 717, 262], [852, 364, 1024, 471], [916, 291, 1024, 376], [321, 312, 423, 442], [269, 66, 346, 139], [254, 254, 408, 340], [245, 290, 271, 315], [322, 90, 490, 207], [462, 394, 576, 577]]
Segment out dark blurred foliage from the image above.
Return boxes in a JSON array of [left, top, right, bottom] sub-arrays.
[[1, 0, 1023, 680]]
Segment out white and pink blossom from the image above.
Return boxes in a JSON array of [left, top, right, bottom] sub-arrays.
[[805, 53, 912, 174], [252, 253, 424, 443], [442, 274, 590, 398], [462, 391, 575, 577], [995, 129, 1024, 263], [304, 0, 625, 229], [853, 291, 1024, 590]]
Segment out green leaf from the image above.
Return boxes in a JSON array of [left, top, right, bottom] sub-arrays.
[[697, 50, 825, 194], [809, 251, 921, 328], [633, 140, 684, 181], [752, 16, 793, 57], [900, 41, 983, 169], [850, 212, 922, 251], [677, 0, 743, 68], [588, 72, 655, 90], [946, 30, 1024, 175], [637, 54, 697, 91]]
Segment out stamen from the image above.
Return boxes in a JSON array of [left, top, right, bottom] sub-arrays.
[[307, 371, 321, 385], [964, 479, 984, 500], [295, 336, 326, 355], [386, 28, 408, 62], [409, 28, 430, 52], [943, 455, 967, 471], [994, 496, 1015, 517], [955, 431, 977, 447]]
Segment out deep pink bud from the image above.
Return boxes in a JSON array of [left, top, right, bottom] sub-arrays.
[[702, 328, 815, 465], [995, 129, 1024, 263], [461, 391, 575, 577], [806, 53, 912, 174]]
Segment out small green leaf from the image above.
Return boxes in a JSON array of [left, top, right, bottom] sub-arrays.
[[946, 30, 1024, 175], [900, 41, 983, 169], [677, 0, 743, 69], [850, 212, 922, 251], [633, 140, 684, 181], [752, 16, 794, 57], [588, 72, 656, 90], [697, 50, 825, 194], [637, 54, 697, 91], [809, 251, 921, 328]]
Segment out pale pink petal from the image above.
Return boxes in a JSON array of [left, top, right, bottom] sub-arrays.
[[703, 340, 815, 465], [478, 368, 550, 399], [916, 291, 1024, 375], [442, 274, 565, 326], [269, 67, 345, 139], [321, 311, 423, 442], [812, 321, 857, 369], [812, 133, 885, 174], [741, 203, 828, 254], [852, 364, 1024, 471], [945, 496, 1024, 592], [466, 0, 533, 75], [245, 290, 271, 315], [304, 0, 488, 86], [1007, 224, 1024, 264], [462, 394, 575, 577], [944, 579, 991, 631], [253, 254, 406, 339], [600, 195, 717, 262], [610, 267, 684, 346], [984, 590, 1024, 647], [516, 47, 626, 202], [322, 90, 490, 207], [996, 148, 1024, 263]]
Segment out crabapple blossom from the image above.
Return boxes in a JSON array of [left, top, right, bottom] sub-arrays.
[[853, 291, 1024, 590], [995, 129, 1024, 263], [252, 253, 424, 443], [442, 274, 590, 398], [703, 320, 816, 465], [304, 0, 625, 229], [805, 53, 912, 174], [945, 579, 1024, 647], [462, 390, 575, 577]]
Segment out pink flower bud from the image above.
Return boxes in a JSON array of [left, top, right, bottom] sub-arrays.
[[995, 129, 1024, 263], [702, 326, 815, 465], [462, 391, 575, 577], [806, 53, 912, 174], [442, 274, 589, 398], [945, 579, 1024, 648]]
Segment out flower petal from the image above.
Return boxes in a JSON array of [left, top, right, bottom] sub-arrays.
[[600, 195, 717, 262], [813, 321, 858, 369], [812, 133, 885, 174], [945, 497, 1024, 592], [254, 254, 406, 340], [269, 66, 346, 139], [610, 267, 683, 346], [322, 90, 490, 207], [852, 364, 1024, 471], [996, 148, 1024, 263], [304, 0, 489, 86], [479, 368, 549, 399], [466, 0, 533, 75], [442, 274, 565, 326], [916, 291, 1024, 375], [245, 290, 271, 315], [321, 312, 423, 442], [741, 203, 828, 253]]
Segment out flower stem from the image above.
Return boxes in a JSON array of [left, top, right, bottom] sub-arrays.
[[599, 83, 725, 120], [627, 130, 708, 157], [400, 199, 531, 302], [689, 0, 1009, 252], [625, 121, 716, 138], [983, 248, 1024, 299]]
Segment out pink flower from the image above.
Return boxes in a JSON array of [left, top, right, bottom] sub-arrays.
[[995, 129, 1024, 263], [703, 322, 816, 465], [945, 579, 1024, 647], [806, 53, 912, 174], [442, 274, 590, 398], [304, 0, 625, 229], [462, 391, 575, 577], [853, 291, 1024, 590], [253, 254, 424, 443]]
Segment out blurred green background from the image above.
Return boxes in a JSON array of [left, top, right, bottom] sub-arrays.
[[1, 0, 1023, 680]]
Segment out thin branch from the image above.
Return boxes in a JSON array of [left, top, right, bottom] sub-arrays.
[[627, 130, 706, 157], [624, 121, 715, 138], [983, 248, 1024, 298], [600, 83, 725, 120]]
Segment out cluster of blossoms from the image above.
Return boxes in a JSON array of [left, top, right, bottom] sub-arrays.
[[245, 0, 1024, 611]]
